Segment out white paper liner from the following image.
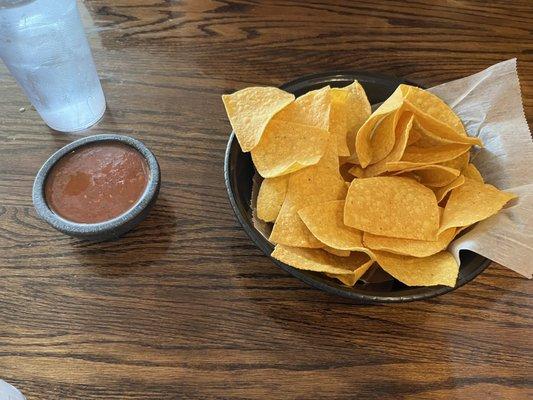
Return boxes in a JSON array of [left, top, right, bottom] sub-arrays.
[[429, 59, 532, 278]]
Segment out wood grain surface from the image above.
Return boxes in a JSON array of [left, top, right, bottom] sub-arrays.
[[0, 1, 532, 399]]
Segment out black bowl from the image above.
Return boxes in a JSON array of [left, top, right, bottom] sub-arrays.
[[224, 71, 490, 303], [33, 134, 161, 241]]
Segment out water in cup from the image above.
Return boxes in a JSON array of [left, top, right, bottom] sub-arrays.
[[0, 0, 106, 132]]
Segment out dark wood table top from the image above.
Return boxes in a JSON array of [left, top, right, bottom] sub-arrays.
[[1, 1, 531, 399]]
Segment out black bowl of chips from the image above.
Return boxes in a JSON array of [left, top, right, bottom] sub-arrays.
[[224, 71, 491, 303]]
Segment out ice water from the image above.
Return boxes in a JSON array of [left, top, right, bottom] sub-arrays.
[[0, 0, 106, 132]]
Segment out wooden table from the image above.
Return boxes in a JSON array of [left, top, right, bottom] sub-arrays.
[[1, 1, 531, 399]]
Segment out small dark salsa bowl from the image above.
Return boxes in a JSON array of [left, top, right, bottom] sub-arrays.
[[224, 71, 491, 303], [33, 134, 160, 242]]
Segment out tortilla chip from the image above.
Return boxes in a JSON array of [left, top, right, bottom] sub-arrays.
[[369, 110, 399, 163], [276, 86, 331, 130], [373, 250, 459, 287], [358, 112, 415, 177], [401, 143, 471, 164], [356, 86, 404, 167], [271, 244, 373, 276], [439, 177, 517, 234], [409, 108, 482, 147], [344, 81, 372, 155], [344, 176, 439, 240], [440, 151, 470, 172], [323, 246, 351, 257], [326, 258, 374, 286], [463, 163, 484, 182], [400, 85, 466, 135], [270, 138, 347, 247], [251, 120, 329, 178], [433, 175, 466, 203], [363, 227, 456, 257], [389, 163, 461, 187], [329, 89, 350, 156], [256, 175, 289, 222], [222, 87, 294, 152], [298, 200, 374, 257]]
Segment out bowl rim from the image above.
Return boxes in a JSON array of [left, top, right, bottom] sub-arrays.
[[32, 134, 160, 236], [223, 70, 491, 303]]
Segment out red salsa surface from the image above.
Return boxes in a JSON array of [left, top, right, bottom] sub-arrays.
[[45, 142, 149, 223]]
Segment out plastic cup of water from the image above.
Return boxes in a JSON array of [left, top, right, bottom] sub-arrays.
[[0, 0, 106, 132]]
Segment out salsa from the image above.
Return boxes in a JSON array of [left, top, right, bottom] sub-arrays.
[[45, 142, 149, 223]]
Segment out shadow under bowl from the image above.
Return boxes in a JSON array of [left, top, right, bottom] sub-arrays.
[[224, 71, 490, 303], [33, 134, 160, 242]]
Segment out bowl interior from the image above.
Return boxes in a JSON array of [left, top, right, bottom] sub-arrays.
[[224, 72, 490, 303]]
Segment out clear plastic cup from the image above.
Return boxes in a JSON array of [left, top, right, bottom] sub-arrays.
[[0, 379, 26, 400], [0, 0, 106, 132]]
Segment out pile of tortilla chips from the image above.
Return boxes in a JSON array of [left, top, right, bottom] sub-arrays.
[[222, 83, 516, 287]]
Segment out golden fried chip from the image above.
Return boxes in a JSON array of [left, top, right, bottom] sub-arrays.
[[276, 86, 331, 130], [330, 89, 350, 157], [356, 86, 404, 167], [251, 120, 329, 177], [256, 175, 289, 222], [222, 87, 294, 152], [358, 112, 415, 177], [439, 177, 517, 234], [344, 176, 439, 240], [401, 143, 471, 164], [271, 245, 373, 276], [373, 250, 459, 287], [270, 138, 347, 247], [400, 85, 466, 135], [389, 163, 460, 187], [463, 163, 484, 182], [433, 175, 466, 203], [369, 110, 399, 163], [326, 258, 374, 286], [344, 81, 372, 155], [298, 200, 374, 257], [409, 110, 482, 147], [323, 246, 351, 257], [363, 227, 455, 258], [440, 151, 470, 172]]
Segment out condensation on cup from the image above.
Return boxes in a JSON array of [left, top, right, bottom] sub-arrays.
[[0, 0, 106, 132]]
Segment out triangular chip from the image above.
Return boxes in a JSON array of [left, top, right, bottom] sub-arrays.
[[363, 227, 455, 258], [358, 112, 415, 177], [275, 86, 331, 130], [256, 175, 289, 222], [400, 85, 466, 135], [329, 89, 350, 157], [388, 163, 460, 187], [407, 107, 482, 147], [438, 177, 517, 234], [270, 137, 346, 247], [271, 244, 373, 276], [344, 176, 439, 240], [344, 81, 372, 155], [401, 143, 471, 164], [298, 200, 374, 257], [326, 258, 374, 286], [222, 87, 294, 152], [440, 151, 470, 172], [463, 163, 484, 182], [356, 86, 404, 167], [433, 175, 466, 203], [322, 246, 351, 257], [373, 250, 459, 287], [251, 120, 329, 177], [369, 110, 399, 163]]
